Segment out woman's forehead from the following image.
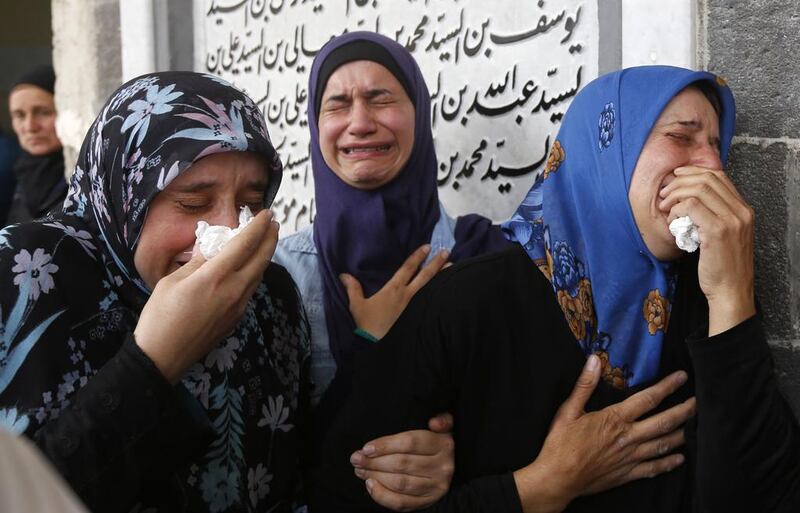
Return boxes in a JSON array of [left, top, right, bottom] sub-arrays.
[[167, 152, 268, 190], [655, 87, 720, 130], [324, 60, 404, 95]]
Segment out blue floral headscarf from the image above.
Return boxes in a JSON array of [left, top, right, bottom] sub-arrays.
[[0, 72, 309, 512], [503, 66, 735, 388]]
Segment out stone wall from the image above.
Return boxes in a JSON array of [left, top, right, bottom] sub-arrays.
[[700, 0, 800, 415]]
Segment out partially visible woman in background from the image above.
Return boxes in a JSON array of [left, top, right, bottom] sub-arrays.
[[6, 65, 67, 225]]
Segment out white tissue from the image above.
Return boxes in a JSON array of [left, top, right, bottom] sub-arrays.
[[668, 215, 700, 253], [194, 206, 255, 259]]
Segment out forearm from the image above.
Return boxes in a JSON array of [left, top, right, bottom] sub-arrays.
[[689, 315, 800, 512], [33, 333, 213, 511]]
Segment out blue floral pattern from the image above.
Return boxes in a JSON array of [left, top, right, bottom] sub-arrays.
[[598, 102, 615, 150], [551, 240, 585, 297]]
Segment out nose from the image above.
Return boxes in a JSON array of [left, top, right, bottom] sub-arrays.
[[208, 205, 239, 229], [20, 115, 37, 134], [690, 142, 723, 170], [347, 99, 376, 136]]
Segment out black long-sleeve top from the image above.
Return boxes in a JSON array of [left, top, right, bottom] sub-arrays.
[[310, 246, 800, 512]]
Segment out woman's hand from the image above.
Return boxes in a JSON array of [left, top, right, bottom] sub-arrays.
[[513, 356, 695, 513], [341, 244, 450, 339], [134, 210, 279, 383], [350, 413, 455, 511], [659, 166, 756, 335]]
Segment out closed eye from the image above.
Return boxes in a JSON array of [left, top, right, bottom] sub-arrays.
[[666, 132, 692, 143], [176, 201, 209, 213]]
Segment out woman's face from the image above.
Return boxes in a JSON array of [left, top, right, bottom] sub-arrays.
[[8, 85, 62, 156], [317, 60, 415, 190], [628, 86, 722, 261], [134, 151, 268, 290]]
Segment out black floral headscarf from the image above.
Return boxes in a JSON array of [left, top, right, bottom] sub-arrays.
[[0, 72, 308, 512], [64, 71, 283, 308]]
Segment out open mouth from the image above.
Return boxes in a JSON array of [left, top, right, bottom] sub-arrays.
[[342, 144, 391, 155]]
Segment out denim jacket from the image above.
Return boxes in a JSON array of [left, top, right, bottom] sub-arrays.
[[272, 203, 457, 404]]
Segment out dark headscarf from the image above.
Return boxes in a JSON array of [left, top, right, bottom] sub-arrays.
[[6, 65, 66, 225], [0, 72, 308, 511], [503, 66, 735, 388], [12, 65, 56, 94], [308, 31, 509, 367]]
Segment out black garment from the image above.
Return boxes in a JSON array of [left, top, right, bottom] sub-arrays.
[[311, 246, 800, 512], [0, 133, 20, 226], [35, 333, 215, 511], [7, 150, 67, 224], [0, 220, 309, 513]]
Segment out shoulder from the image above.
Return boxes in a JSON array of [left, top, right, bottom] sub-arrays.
[[275, 225, 316, 255], [414, 245, 555, 317], [1, 220, 99, 269], [263, 260, 296, 291], [0, 219, 105, 306], [273, 225, 320, 291]]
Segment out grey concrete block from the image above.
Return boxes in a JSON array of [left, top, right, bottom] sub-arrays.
[[706, 0, 800, 138], [728, 142, 794, 339], [770, 343, 800, 419], [93, 0, 122, 113]]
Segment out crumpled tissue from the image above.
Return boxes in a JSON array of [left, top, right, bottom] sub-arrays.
[[668, 215, 700, 253], [194, 206, 254, 259]]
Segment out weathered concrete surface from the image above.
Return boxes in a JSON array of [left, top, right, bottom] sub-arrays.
[[704, 0, 800, 415], [52, 0, 122, 176]]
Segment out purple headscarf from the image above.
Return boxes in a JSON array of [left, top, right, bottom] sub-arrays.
[[308, 31, 509, 367]]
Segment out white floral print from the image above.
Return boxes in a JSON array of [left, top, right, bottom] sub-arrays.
[[257, 395, 293, 432], [12, 248, 59, 300], [247, 464, 272, 507], [205, 336, 242, 372], [121, 83, 183, 149]]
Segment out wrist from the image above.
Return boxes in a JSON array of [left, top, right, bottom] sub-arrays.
[[354, 327, 379, 343], [133, 331, 184, 384], [513, 461, 572, 513], [706, 292, 756, 337]]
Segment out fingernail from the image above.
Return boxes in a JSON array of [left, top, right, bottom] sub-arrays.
[[339, 274, 347, 284], [264, 210, 274, 220], [365, 478, 375, 493], [422, 244, 432, 254], [675, 371, 688, 385], [354, 468, 366, 478], [362, 444, 376, 456], [586, 354, 599, 371], [440, 249, 451, 258], [350, 451, 363, 466]]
